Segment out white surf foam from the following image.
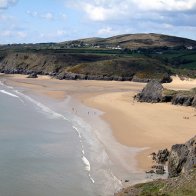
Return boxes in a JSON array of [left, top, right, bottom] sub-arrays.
[[89, 174, 95, 184], [73, 126, 86, 156], [82, 155, 91, 171], [82, 156, 95, 183], [14, 90, 69, 120], [0, 81, 13, 89], [0, 80, 5, 87], [71, 111, 125, 190], [0, 90, 19, 98], [72, 126, 81, 138]]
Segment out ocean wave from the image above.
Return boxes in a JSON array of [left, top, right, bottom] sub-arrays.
[[71, 113, 125, 191], [0, 90, 19, 98], [89, 174, 95, 184], [11, 87, 97, 184], [72, 126, 81, 138], [82, 156, 91, 171], [14, 90, 69, 121], [0, 81, 24, 103], [0, 80, 5, 87], [82, 156, 95, 183]]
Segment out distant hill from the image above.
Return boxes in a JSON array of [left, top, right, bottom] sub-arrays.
[[0, 33, 196, 81], [61, 33, 196, 49]]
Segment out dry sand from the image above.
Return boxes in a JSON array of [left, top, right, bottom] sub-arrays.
[[164, 75, 196, 90], [3, 74, 196, 171]]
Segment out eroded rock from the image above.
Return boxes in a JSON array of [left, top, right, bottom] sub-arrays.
[[168, 136, 196, 178], [135, 80, 163, 103]]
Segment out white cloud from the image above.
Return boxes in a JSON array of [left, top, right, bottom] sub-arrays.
[[26, 10, 38, 17], [40, 30, 67, 40], [67, 0, 196, 22], [56, 30, 66, 36], [41, 12, 54, 20], [1, 30, 12, 36], [26, 11, 54, 20], [83, 4, 114, 21], [61, 13, 67, 20], [70, 0, 130, 21], [134, 0, 196, 11], [17, 31, 27, 38], [0, 14, 13, 21], [0, 30, 27, 39], [0, 0, 17, 9], [97, 27, 114, 35]]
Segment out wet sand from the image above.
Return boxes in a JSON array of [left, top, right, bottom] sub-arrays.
[[3, 74, 196, 171]]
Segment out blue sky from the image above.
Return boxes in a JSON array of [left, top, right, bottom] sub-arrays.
[[0, 0, 196, 44]]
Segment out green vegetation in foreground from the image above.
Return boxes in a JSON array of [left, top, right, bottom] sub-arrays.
[[115, 169, 196, 196]]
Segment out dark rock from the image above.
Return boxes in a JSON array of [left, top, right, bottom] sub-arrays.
[[56, 73, 65, 80], [132, 75, 150, 83], [153, 165, 165, 175], [49, 72, 57, 77], [27, 72, 38, 78], [192, 96, 196, 107], [156, 168, 165, 175], [156, 149, 170, 164], [160, 73, 172, 83], [151, 152, 157, 161], [162, 95, 173, 102], [125, 179, 129, 182], [135, 81, 196, 107], [135, 80, 163, 103], [172, 94, 194, 106], [146, 170, 155, 174], [168, 136, 196, 178]]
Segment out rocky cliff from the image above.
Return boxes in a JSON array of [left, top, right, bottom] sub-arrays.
[[0, 51, 173, 82], [135, 80, 196, 107], [168, 136, 196, 178], [115, 136, 196, 196]]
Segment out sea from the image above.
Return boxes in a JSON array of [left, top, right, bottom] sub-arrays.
[[0, 78, 125, 196], [0, 78, 146, 196]]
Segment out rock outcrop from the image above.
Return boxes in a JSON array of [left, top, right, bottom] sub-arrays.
[[115, 136, 196, 196], [135, 80, 164, 103], [27, 72, 38, 78], [172, 93, 196, 107], [115, 169, 196, 196], [152, 149, 170, 164], [135, 80, 196, 107], [168, 136, 196, 178]]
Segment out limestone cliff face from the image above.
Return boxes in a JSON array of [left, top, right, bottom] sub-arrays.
[[168, 136, 196, 178]]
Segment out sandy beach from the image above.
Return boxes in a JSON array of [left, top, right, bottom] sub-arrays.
[[2, 74, 196, 171]]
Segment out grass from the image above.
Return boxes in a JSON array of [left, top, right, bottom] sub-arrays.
[[122, 169, 196, 196], [135, 180, 165, 196], [163, 89, 177, 96], [0, 46, 196, 79], [67, 56, 170, 79], [163, 88, 196, 98], [156, 50, 196, 70]]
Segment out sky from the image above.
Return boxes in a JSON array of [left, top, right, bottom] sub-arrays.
[[0, 0, 196, 44]]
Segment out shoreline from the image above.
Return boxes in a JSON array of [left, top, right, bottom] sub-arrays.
[[1, 74, 196, 177]]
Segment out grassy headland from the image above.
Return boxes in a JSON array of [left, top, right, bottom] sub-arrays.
[[0, 33, 196, 80]]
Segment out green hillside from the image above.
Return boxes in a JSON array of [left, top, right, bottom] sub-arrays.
[[0, 33, 196, 80]]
